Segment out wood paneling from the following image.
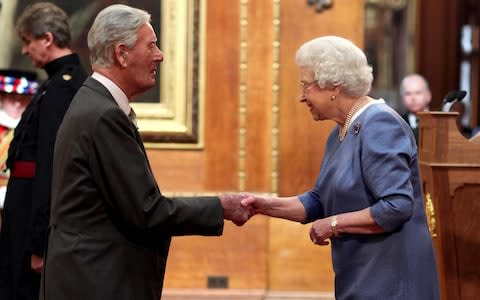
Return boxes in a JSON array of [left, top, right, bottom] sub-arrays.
[[416, 0, 460, 109], [162, 289, 334, 300], [164, 217, 268, 289], [278, 0, 364, 197], [147, 151, 205, 191], [156, 0, 268, 290], [452, 185, 480, 299], [271, 0, 364, 291], [268, 219, 333, 291], [203, 0, 240, 191], [157, 0, 272, 290], [244, 0, 275, 192]]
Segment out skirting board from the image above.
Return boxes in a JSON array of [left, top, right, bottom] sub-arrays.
[[161, 289, 335, 300]]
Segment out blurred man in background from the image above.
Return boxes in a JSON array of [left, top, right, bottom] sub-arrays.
[[0, 3, 87, 299], [400, 73, 432, 143]]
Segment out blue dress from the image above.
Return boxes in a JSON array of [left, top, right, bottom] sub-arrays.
[[299, 103, 439, 299]]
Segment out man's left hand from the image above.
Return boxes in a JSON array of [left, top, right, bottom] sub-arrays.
[[31, 254, 44, 273]]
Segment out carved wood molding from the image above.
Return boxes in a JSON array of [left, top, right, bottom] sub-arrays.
[[424, 193, 438, 238]]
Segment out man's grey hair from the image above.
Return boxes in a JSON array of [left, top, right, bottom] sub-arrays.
[[295, 35, 373, 98], [87, 4, 151, 66], [16, 2, 71, 48]]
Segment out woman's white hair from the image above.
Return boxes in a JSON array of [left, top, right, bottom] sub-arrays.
[[295, 36, 373, 98], [87, 4, 151, 66]]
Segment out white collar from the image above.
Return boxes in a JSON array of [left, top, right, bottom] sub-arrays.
[[349, 98, 385, 125], [91, 72, 131, 116]]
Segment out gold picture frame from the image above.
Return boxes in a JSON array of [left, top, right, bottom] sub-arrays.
[[135, 0, 205, 149]]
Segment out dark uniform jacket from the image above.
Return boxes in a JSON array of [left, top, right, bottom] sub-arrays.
[[0, 54, 87, 300], [401, 112, 419, 144], [41, 77, 224, 300]]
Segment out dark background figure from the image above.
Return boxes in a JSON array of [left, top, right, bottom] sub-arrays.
[[399, 73, 432, 144], [0, 3, 87, 300], [0, 69, 38, 207], [9, 0, 160, 103]]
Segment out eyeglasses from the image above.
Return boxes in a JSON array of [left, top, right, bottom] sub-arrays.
[[300, 80, 318, 93]]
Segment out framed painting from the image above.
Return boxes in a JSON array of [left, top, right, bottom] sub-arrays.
[[0, 0, 204, 149]]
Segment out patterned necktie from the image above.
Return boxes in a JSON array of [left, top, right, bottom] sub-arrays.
[[128, 108, 137, 127]]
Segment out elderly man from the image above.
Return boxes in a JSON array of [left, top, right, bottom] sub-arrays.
[[0, 3, 87, 300], [41, 4, 251, 300], [399, 73, 432, 143]]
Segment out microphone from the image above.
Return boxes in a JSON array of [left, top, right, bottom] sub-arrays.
[[443, 90, 467, 104]]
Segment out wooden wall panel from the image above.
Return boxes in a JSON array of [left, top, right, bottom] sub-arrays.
[[278, 0, 364, 197], [416, 0, 460, 109], [163, 217, 268, 289], [152, 0, 271, 290], [147, 151, 205, 192], [244, 0, 275, 192], [269, 219, 333, 291], [202, 0, 240, 191], [271, 0, 364, 291]]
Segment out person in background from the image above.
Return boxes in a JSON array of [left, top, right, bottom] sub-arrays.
[[399, 73, 432, 143], [241, 36, 439, 299], [0, 69, 38, 208], [41, 5, 251, 300], [0, 3, 87, 299]]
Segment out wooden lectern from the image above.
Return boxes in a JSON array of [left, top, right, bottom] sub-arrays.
[[418, 112, 480, 300]]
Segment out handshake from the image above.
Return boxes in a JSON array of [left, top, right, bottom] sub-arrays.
[[219, 193, 268, 226]]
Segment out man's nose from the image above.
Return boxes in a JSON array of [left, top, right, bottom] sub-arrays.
[[154, 47, 164, 63]]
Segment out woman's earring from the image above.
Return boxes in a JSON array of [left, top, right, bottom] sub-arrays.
[[330, 95, 336, 101]]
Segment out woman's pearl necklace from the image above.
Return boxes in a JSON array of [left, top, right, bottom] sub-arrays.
[[339, 96, 371, 142]]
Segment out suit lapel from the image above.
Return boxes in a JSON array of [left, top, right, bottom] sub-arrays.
[[85, 77, 153, 170]]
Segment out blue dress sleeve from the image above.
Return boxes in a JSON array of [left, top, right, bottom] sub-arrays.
[[298, 128, 340, 223], [360, 110, 417, 232], [299, 189, 324, 224]]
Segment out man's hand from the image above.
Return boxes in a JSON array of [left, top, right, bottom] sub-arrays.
[[219, 193, 254, 226], [31, 254, 44, 273]]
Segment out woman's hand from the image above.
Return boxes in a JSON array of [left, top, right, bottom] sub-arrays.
[[241, 195, 307, 222], [241, 193, 271, 215], [309, 217, 334, 246], [309, 209, 385, 246]]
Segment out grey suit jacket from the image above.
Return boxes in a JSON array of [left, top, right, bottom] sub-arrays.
[[41, 77, 224, 300]]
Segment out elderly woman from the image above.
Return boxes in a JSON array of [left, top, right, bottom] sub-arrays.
[[242, 36, 439, 299]]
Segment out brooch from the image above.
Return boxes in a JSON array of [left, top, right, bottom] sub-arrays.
[[353, 122, 361, 135]]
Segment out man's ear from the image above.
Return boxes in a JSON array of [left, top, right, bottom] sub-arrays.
[[43, 32, 54, 47], [114, 44, 129, 68]]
